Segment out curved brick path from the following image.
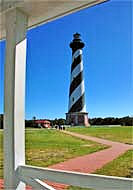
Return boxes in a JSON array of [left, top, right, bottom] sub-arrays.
[[50, 131, 133, 172], [0, 131, 132, 189]]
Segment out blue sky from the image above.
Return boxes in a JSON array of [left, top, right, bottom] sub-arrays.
[[0, 0, 132, 119]]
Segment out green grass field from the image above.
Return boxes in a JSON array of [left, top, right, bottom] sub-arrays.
[[68, 149, 133, 190], [67, 126, 133, 179], [68, 126, 133, 144], [95, 149, 133, 178], [68, 126, 133, 190], [0, 126, 132, 184], [69, 153, 133, 190], [0, 129, 106, 178]]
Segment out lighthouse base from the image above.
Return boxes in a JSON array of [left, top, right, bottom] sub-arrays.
[[66, 112, 89, 127]]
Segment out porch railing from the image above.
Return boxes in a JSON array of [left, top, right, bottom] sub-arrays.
[[16, 165, 133, 190], [3, 5, 133, 190]]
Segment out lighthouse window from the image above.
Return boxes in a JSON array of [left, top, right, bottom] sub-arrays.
[[72, 97, 74, 102]]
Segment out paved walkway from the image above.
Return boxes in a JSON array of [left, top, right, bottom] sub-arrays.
[[50, 131, 133, 173], [0, 131, 132, 189], [48, 131, 133, 189]]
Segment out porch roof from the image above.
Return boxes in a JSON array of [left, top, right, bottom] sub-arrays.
[[0, 0, 107, 40]]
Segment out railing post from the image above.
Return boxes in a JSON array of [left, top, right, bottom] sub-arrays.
[[4, 8, 28, 189]]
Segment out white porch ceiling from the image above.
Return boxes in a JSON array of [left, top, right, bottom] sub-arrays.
[[0, 0, 107, 40]]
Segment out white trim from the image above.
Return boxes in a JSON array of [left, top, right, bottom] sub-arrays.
[[14, 39, 27, 169], [18, 176, 55, 190], [4, 8, 27, 190], [18, 165, 133, 190]]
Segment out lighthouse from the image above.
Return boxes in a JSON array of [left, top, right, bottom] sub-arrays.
[[66, 33, 89, 126]]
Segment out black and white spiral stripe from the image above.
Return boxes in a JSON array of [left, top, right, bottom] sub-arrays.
[[68, 49, 86, 113]]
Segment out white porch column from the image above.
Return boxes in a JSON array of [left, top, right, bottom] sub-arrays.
[[4, 8, 28, 189]]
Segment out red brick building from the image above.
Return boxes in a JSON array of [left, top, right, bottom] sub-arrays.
[[35, 120, 51, 128]]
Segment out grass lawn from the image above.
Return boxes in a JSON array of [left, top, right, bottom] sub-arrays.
[[67, 126, 133, 178], [0, 129, 106, 178], [68, 150, 133, 190], [95, 150, 133, 178], [68, 126, 133, 144]]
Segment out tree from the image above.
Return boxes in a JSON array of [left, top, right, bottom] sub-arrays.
[[32, 116, 36, 120]]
